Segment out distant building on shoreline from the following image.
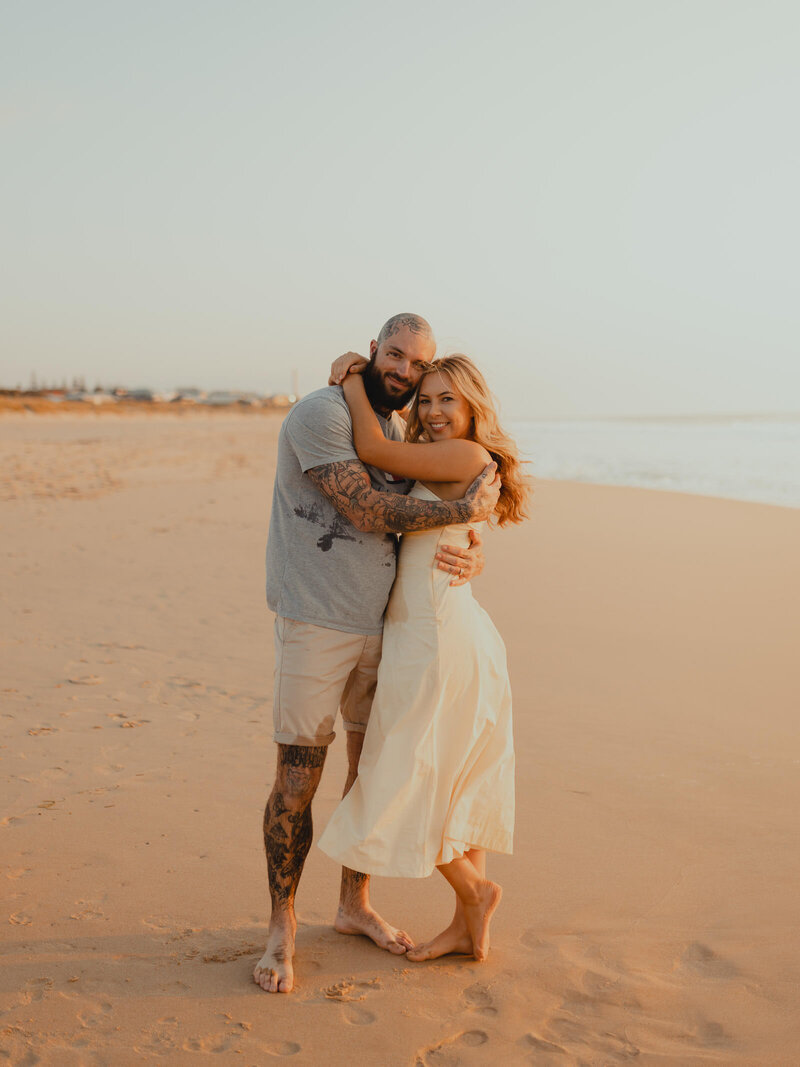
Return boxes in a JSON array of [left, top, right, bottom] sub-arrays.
[[1, 383, 298, 410]]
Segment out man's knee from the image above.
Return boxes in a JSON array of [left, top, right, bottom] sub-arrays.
[[273, 743, 327, 808]]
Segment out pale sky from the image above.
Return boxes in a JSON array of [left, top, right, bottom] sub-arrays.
[[2, 0, 798, 417]]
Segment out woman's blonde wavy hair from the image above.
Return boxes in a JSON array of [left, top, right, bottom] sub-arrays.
[[404, 354, 531, 526]]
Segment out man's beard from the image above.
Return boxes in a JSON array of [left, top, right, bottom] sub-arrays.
[[362, 356, 416, 412]]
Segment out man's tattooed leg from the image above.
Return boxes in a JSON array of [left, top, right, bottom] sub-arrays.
[[254, 743, 327, 994], [264, 743, 326, 909]]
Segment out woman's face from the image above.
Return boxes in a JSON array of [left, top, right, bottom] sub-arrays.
[[417, 371, 473, 441]]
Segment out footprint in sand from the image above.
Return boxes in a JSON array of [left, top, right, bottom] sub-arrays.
[[70, 901, 104, 921], [141, 915, 172, 931], [202, 942, 262, 963], [263, 1041, 302, 1057], [342, 1004, 376, 1026], [182, 1032, 239, 1053], [462, 982, 497, 1015], [680, 941, 740, 979], [5, 867, 31, 880], [220, 1015, 252, 1034], [519, 929, 558, 961], [134, 1030, 178, 1056], [323, 977, 380, 1002], [23, 976, 54, 1001], [27, 726, 58, 736], [417, 1030, 489, 1066], [68, 675, 102, 686], [77, 1000, 114, 1029], [9, 912, 33, 926], [169, 677, 207, 692], [546, 1014, 640, 1060], [685, 1018, 731, 1049], [523, 1032, 568, 1056]]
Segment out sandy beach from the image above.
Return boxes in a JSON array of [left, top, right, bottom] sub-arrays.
[[1, 409, 798, 1066]]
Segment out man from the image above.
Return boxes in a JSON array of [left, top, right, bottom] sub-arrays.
[[255, 312, 499, 993]]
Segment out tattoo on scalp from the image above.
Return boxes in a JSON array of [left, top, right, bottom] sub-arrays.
[[307, 461, 472, 534], [377, 313, 433, 344]]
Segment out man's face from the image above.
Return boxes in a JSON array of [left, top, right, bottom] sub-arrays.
[[363, 326, 436, 412]]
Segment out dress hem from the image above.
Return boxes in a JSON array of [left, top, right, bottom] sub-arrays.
[[318, 839, 513, 880]]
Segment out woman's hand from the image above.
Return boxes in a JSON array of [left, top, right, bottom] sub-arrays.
[[329, 351, 369, 385]]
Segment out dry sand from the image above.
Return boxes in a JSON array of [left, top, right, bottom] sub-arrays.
[[1, 410, 798, 1066]]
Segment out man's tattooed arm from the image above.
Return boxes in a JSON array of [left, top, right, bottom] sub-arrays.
[[306, 460, 493, 534]]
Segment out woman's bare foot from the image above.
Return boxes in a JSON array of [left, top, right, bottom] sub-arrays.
[[407, 919, 472, 962], [334, 904, 414, 954], [253, 912, 296, 993], [461, 880, 502, 962]]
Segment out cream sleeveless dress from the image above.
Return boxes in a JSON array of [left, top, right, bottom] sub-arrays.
[[317, 483, 514, 878]]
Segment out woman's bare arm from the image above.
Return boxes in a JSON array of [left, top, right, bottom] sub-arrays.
[[342, 374, 489, 483]]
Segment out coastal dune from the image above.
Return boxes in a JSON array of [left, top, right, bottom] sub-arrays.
[[1, 411, 798, 1064]]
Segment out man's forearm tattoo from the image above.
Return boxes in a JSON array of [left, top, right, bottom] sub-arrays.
[[307, 460, 472, 534]]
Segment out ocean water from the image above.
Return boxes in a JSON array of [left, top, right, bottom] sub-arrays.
[[510, 416, 800, 509]]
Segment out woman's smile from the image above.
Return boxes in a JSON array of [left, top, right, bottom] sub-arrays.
[[418, 372, 472, 440]]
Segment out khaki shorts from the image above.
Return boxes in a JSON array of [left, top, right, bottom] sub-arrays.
[[272, 616, 383, 747]]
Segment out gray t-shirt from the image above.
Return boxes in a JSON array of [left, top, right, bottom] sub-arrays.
[[266, 386, 412, 635]]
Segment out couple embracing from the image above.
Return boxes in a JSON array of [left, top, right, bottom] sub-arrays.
[[256, 313, 529, 993]]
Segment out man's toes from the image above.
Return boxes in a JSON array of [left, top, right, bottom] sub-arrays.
[[397, 929, 414, 948], [277, 976, 293, 993], [387, 939, 408, 955]]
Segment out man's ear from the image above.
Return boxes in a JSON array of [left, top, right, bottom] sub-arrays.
[[369, 339, 378, 358]]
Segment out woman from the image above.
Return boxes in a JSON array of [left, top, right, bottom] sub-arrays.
[[318, 353, 529, 962]]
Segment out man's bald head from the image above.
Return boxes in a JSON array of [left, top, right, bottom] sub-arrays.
[[376, 313, 435, 348]]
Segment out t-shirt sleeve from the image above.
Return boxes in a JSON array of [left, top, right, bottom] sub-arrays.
[[284, 393, 359, 472]]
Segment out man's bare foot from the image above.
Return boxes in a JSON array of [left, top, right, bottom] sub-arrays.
[[334, 905, 414, 954], [407, 919, 472, 962], [462, 880, 502, 962], [253, 913, 296, 993]]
